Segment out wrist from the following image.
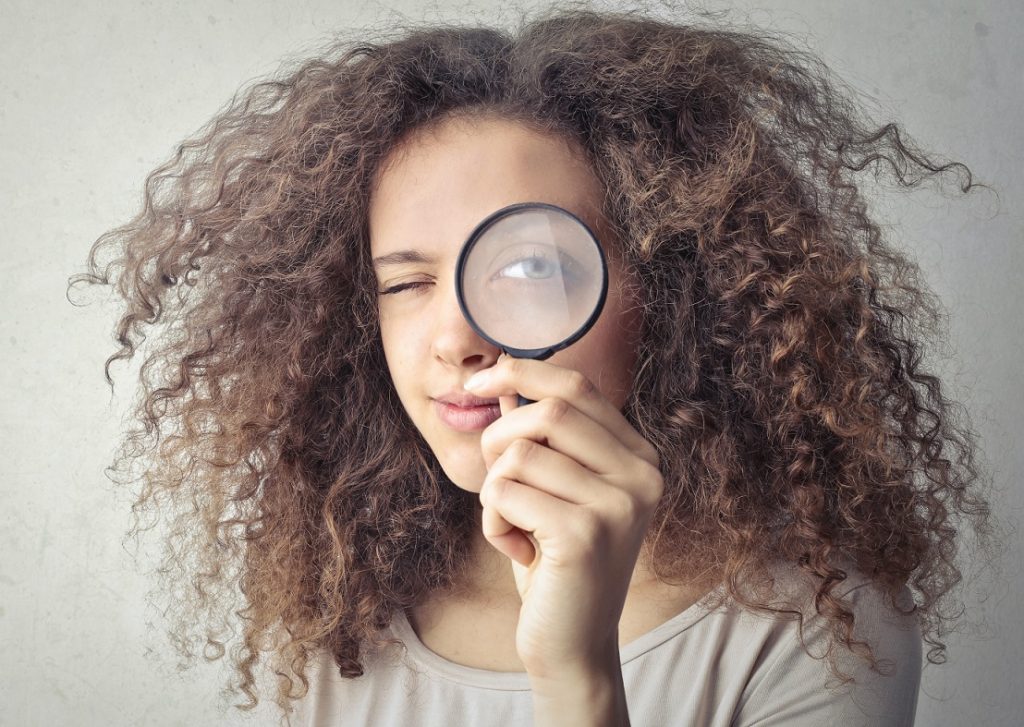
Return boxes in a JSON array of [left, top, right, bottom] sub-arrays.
[[528, 647, 630, 727]]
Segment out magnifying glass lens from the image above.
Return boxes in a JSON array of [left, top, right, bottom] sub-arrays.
[[460, 206, 605, 351]]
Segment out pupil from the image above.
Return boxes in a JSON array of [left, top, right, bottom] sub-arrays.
[[527, 257, 552, 278]]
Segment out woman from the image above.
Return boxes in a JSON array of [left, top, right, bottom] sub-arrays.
[[68, 4, 997, 726]]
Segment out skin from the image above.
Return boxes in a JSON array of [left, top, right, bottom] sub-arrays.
[[369, 114, 697, 680]]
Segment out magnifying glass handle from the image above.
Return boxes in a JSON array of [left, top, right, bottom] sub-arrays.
[[516, 394, 535, 408]]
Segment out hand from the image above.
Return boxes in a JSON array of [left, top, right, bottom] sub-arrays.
[[465, 355, 664, 679]]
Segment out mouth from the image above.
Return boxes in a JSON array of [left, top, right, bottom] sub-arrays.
[[433, 399, 502, 432]]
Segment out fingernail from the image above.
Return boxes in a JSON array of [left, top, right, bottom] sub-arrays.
[[465, 370, 490, 390]]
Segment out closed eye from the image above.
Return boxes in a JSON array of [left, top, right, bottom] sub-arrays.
[[379, 281, 432, 295]]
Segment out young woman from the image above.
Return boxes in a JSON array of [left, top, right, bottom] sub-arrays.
[[69, 4, 998, 726]]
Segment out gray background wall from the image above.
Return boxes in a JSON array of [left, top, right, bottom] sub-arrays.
[[1, 0, 1020, 725]]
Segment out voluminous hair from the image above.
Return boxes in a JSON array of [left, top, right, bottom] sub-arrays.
[[68, 2, 1003, 720]]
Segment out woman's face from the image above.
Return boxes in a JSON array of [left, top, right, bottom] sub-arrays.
[[368, 115, 644, 493]]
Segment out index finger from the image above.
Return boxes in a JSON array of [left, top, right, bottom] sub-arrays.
[[467, 355, 659, 469]]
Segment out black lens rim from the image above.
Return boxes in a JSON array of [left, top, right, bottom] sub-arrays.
[[454, 201, 609, 360]]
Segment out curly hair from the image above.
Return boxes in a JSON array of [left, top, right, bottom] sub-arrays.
[[67, 1, 1004, 721]]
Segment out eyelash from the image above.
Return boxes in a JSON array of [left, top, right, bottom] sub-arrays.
[[379, 281, 431, 295]]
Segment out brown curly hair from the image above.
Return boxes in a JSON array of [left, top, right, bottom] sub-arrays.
[[67, 1, 1005, 721]]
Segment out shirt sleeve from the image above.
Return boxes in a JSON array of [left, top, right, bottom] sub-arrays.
[[732, 582, 923, 727]]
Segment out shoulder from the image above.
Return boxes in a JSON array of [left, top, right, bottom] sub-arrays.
[[760, 556, 923, 669], [730, 559, 923, 726]]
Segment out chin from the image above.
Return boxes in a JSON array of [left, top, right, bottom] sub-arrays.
[[411, 409, 488, 492], [432, 447, 487, 494]]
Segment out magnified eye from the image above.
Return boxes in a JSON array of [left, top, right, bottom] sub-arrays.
[[490, 247, 580, 283], [500, 255, 557, 280]]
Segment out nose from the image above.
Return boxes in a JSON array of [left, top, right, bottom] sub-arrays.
[[430, 275, 501, 370]]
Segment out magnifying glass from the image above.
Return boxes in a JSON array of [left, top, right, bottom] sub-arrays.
[[455, 202, 609, 408]]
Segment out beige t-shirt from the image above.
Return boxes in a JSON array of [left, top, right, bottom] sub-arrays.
[[287, 566, 922, 726]]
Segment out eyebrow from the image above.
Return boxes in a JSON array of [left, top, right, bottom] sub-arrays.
[[371, 249, 437, 269]]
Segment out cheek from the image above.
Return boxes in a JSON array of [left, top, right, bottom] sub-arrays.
[[379, 314, 426, 386], [379, 315, 408, 379], [554, 279, 642, 405]]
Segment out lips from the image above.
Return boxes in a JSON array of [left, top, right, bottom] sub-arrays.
[[437, 393, 497, 407], [433, 399, 501, 432]]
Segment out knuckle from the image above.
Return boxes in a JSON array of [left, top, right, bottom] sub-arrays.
[[645, 459, 664, 486], [509, 437, 536, 463], [477, 423, 501, 452], [482, 475, 507, 504], [638, 461, 665, 505], [479, 425, 497, 453], [567, 370, 597, 399], [505, 356, 524, 377], [645, 443, 662, 470], [491, 476, 510, 501], [610, 489, 640, 521], [541, 397, 571, 425]]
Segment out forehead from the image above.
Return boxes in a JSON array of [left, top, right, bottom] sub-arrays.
[[368, 117, 608, 257]]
